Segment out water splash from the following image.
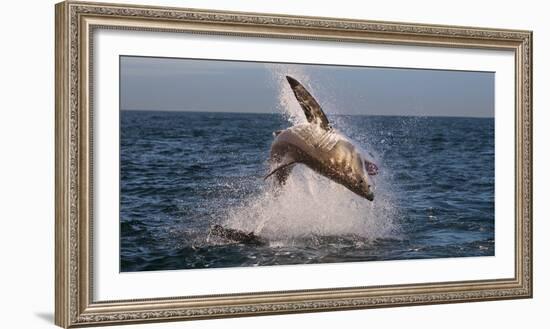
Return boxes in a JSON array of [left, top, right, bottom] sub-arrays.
[[266, 63, 314, 125], [224, 166, 398, 241], [221, 65, 400, 242]]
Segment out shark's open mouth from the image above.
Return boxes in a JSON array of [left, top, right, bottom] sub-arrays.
[[366, 160, 379, 176]]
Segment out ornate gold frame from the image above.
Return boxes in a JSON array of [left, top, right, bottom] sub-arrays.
[[55, 1, 532, 327]]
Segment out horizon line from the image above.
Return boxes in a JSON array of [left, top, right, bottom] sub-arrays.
[[121, 108, 495, 119]]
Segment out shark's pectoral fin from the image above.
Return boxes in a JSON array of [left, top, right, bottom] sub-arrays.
[[286, 76, 331, 131], [264, 161, 296, 183]]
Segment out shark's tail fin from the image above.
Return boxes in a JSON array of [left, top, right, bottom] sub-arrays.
[[286, 76, 331, 131]]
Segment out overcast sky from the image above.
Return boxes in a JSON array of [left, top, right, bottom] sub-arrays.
[[120, 56, 494, 118]]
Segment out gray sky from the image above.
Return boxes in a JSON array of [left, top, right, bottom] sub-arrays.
[[120, 56, 494, 118]]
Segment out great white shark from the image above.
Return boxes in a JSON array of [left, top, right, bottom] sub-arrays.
[[266, 76, 379, 201], [209, 76, 379, 244]]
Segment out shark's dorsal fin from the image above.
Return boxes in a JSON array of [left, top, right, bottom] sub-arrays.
[[286, 76, 331, 131]]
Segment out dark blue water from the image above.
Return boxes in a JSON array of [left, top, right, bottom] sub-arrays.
[[120, 110, 494, 272]]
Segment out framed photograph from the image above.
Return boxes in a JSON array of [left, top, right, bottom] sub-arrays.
[[55, 1, 532, 327]]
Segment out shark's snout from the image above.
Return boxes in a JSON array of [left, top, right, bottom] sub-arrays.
[[365, 190, 374, 201], [347, 177, 375, 201], [359, 182, 375, 201], [349, 185, 374, 201]]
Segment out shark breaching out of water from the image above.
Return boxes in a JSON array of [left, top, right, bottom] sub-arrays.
[[266, 76, 379, 201], [210, 76, 379, 245]]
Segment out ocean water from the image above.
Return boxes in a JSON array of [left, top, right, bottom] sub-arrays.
[[120, 110, 494, 272]]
